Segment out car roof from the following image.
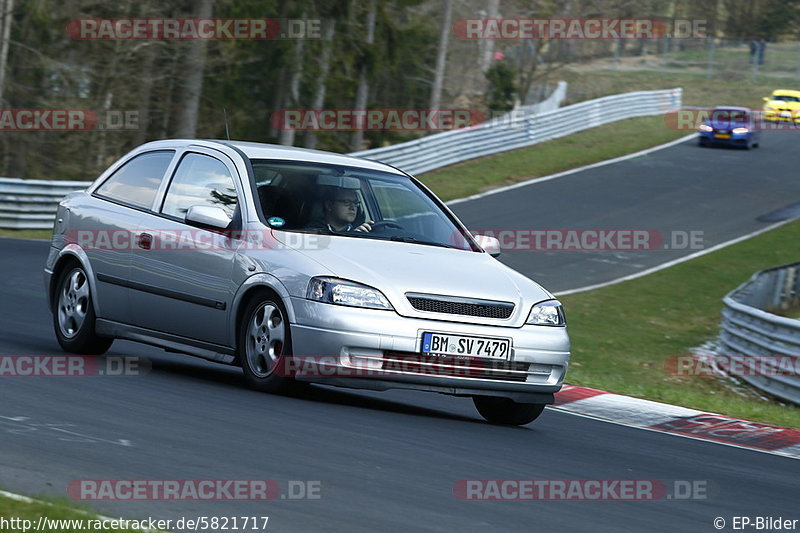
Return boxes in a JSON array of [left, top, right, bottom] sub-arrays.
[[771, 89, 800, 97], [712, 106, 750, 112], [134, 139, 407, 176]]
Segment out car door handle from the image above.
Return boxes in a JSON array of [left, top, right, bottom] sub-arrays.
[[137, 232, 153, 250]]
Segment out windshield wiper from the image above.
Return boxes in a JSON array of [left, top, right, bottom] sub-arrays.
[[389, 235, 456, 249]]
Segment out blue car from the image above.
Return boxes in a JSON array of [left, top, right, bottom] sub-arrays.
[[698, 106, 761, 149]]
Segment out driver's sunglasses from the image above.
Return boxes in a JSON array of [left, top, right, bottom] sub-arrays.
[[334, 199, 360, 207]]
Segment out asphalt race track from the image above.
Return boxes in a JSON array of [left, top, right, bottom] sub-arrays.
[[1, 134, 798, 532], [451, 134, 800, 292]]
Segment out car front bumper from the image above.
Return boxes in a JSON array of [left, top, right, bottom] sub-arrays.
[[699, 131, 753, 146], [288, 297, 570, 402]]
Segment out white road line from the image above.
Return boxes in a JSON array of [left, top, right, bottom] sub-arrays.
[[555, 219, 792, 296], [446, 133, 698, 206]]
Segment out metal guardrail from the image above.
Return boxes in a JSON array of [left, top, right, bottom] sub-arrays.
[[718, 262, 800, 405], [0, 178, 90, 230], [0, 85, 682, 230], [352, 85, 682, 175]]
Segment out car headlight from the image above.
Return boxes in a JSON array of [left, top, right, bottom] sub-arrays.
[[732, 127, 749, 134], [698, 124, 713, 132], [765, 106, 775, 111], [307, 277, 393, 310], [526, 299, 566, 326]]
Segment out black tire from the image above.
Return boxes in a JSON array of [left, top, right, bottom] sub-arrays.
[[239, 291, 299, 394], [697, 139, 706, 147], [473, 396, 546, 426], [52, 263, 113, 355]]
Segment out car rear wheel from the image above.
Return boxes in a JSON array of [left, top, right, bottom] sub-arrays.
[[473, 396, 546, 426], [53, 264, 113, 355], [239, 292, 299, 394]]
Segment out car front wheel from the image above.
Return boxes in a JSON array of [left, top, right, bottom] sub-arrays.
[[473, 396, 546, 426], [239, 292, 299, 394], [53, 264, 113, 355]]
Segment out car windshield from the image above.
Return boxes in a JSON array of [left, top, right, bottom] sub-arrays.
[[773, 95, 800, 102], [250, 159, 477, 251], [711, 109, 750, 123]]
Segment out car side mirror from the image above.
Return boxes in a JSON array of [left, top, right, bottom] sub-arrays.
[[185, 205, 231, 230], [763, 97, 769, 102], [473, 234, 501, 257]]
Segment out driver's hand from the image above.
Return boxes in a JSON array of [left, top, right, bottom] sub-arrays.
[[354, 220, 374, 232]]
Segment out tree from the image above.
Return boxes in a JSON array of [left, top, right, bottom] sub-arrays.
[[349, 0, 376, 152], [428, 0, 452, 111], [174, 0, 214, 138]]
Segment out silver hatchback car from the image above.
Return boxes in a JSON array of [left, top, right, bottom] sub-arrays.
[[45, 140, 570, 425]]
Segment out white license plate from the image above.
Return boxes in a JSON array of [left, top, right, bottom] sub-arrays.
[[421, 332, 511, 360]]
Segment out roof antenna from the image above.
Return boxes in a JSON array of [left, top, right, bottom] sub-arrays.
[[223, 107, 231, 140]]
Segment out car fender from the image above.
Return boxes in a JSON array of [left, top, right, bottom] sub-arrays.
[[50, 244, 102, 317], [230, 273, 296, 341]]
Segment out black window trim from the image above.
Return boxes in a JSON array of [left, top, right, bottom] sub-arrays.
[[157, 149, 243, 229]]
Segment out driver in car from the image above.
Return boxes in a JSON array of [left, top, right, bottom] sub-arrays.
[[311, 187, 374, 233]]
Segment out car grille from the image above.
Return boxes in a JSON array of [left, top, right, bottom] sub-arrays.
[[382, 351, 533, 382], [405, 293, 515, 319]]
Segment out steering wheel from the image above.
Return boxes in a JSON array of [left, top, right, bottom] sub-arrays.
[[370, 220, 404, 232]]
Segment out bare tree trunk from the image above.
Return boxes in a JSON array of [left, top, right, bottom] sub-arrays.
[[349, 0, 376, 152], [133, 44, 158, 146], [429, 0, 453, 111], [0, 0, 14, 104], [479, 0, 498, 72], [304, 18, 336, 149], [95, 90, 113, 169], [278, 25, 306, 146], [174, 0, 213, 138], [267, 66, 287, 139]]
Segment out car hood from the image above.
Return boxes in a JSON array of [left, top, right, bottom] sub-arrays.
[[275, 232, 552, 325], [766, 99, 800, 109]]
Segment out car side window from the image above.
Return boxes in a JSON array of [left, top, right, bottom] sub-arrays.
[[95, 151, 174, 210], [161, 153, 238, 220]]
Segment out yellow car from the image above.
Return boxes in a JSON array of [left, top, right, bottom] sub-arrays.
[[763, 89, 800, 122]]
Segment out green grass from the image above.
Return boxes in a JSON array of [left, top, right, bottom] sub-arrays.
[[0, 493, 142, 532], [0, 229, 52, 240], [420, 115, 686, 201], [559, 220, 800, 429]]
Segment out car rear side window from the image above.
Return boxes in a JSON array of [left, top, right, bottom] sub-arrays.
[[161, 152, 238, 220], [95, 151, 174, 210]]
